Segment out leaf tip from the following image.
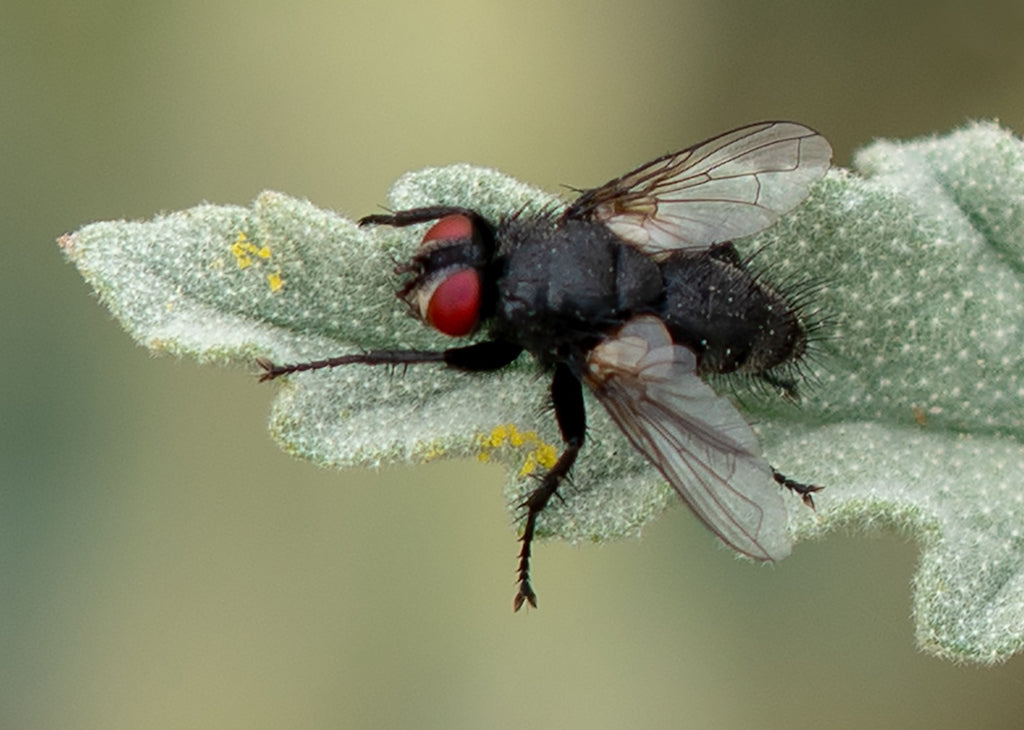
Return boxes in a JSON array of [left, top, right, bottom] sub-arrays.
[[57, 232, 77, 257]]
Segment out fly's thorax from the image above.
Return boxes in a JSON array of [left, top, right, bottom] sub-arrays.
[[658, 254, 806, 376], [491, 216, 662, 357]]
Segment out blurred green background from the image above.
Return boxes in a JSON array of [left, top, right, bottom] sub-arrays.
[[5, 1, 1024, 727]]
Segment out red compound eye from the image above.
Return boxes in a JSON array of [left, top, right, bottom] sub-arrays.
[[423, 214, 473, 244], [425, 268, 481, 337]]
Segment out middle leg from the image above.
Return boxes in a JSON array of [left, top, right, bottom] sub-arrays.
[[514, 362, 587, 611]]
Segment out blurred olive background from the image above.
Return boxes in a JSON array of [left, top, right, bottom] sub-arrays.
[[5, 1, 1024, 728]]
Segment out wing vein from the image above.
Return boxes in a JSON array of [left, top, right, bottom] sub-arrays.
[[565, 121, 831, 255]]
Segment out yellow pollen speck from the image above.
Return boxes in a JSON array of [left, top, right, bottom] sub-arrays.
[[231, 232, 281, 292], [477, 423, 558, 477], [231, 232, 275, 271], [912, 405, 928, 426], [421, 442, 447, 462]]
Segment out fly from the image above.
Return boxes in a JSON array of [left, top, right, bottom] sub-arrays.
[[258, 121, 832, 609]]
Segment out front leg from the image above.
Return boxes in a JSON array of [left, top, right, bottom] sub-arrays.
[[258, 340, 522, 381], [514, 362, 587, 611], [359, 206, 490, 229]]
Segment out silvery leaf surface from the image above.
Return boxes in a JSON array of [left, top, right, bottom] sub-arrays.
[[61, 123, 1024, 663]]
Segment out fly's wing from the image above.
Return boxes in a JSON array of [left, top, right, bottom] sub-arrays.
[[564, 121, 831, 258], [583, 315, 791, 561]]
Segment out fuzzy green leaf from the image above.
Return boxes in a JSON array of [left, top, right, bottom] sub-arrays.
[[61, 123, 1024, 663]]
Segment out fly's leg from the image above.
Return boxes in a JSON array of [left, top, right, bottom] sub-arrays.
[[257, 340, 522, 381], [358, 206, 497, 262], [772, 468, 823, 509], [257, 350, 443, 380], [359, 206, 490, 229], [514, 363, 586, 611]]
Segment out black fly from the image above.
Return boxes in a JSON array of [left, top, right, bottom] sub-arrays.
[[258, 121, 832, 610]]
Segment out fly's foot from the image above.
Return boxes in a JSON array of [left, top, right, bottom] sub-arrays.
[[513, 504, 542, 612], [514, 580, 537, 611], [772, 469, 823, 509]]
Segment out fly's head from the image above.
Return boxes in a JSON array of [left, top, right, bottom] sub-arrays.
[[396, 213, 495, 337]]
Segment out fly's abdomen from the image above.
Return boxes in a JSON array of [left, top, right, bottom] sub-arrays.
[[660, 255, 806, 376]]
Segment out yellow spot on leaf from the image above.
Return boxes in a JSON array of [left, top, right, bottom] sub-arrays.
[[230, 232, 256, 269], [912, 405, 928, 426], [477, 423, 558, 477], [421, 442, 447, 462], [231, 232, 282, 293]]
